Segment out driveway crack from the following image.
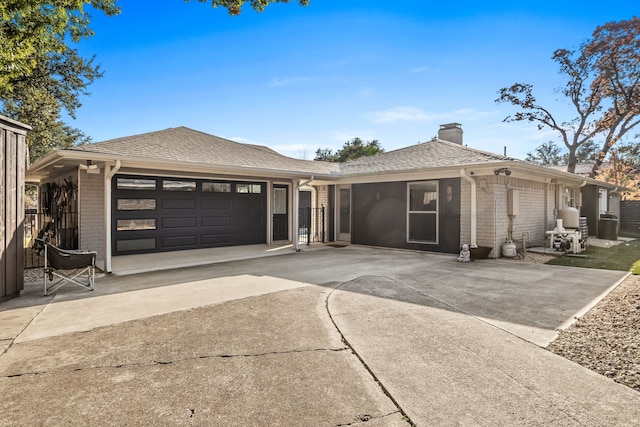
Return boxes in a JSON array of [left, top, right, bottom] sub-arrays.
[[336, 410, 402, 426], [326, 278, 416, 427], [1, 347, 348, 378], [0, 296, 55, 358]]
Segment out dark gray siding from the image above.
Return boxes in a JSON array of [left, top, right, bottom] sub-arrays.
[[352, 178, 461, 254]]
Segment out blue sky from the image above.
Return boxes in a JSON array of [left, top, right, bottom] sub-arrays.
[[71, 1, 638, 160]]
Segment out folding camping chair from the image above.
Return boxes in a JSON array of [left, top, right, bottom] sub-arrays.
[[35, 238, 97, 296]]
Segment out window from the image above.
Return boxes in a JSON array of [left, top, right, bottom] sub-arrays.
[[117, 219, 156, 231], [203, 182, 231, 192], [407, 181, 438, 244], [117, 199, 156, 211], [236, 183, 262, 194], [163, 180, 196, 191], [273, 187, 287, 214], [116, 178, 156, 190]]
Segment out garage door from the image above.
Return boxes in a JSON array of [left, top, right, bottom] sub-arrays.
[[112, 175, 266, 255]]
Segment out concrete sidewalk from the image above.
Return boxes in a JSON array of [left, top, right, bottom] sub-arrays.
[[1, 246, 638, 425]]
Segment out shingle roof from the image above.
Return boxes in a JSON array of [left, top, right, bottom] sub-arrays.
[[71, 126, 339, 175], [340, 139, 514, 175]]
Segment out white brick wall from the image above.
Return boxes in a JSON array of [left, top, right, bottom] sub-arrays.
[[476, 178, 497, 256], [315, 185, 329, 242], [78, 171, 105, 269], [471, 175, 555, 257]]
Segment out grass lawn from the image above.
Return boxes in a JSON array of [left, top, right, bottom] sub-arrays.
[[546, 230, 640, 273]]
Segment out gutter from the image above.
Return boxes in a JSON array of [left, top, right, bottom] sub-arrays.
[[105, 160, 121, 273], [460, 169, 477, 247], [33, 150, 338, 181]]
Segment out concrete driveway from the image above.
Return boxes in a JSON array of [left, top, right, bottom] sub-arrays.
[[1, 245, 638, 425]]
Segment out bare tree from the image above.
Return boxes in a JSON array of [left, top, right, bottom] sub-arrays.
[[496, 17, 640, 177]]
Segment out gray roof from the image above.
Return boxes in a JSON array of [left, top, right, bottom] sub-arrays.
[[48, 127, 591, 186], [340, 139, 514, 175], [71, 126, 339, 176], [73, 129, 515, 177]]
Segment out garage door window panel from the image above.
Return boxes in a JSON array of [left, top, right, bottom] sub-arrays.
[[117, 219, 156, 231], [236, 184, 262, 194], [203, 182, 232, 192], [117, 199, 156, 211], [117, 178, 156, 190], [163, 180, 196, 191]]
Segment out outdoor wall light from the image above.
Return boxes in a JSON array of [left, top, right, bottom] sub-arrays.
[[494, 167, 511, 176]]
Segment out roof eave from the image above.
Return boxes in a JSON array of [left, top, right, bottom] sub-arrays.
[[29, 149, 339, 180]]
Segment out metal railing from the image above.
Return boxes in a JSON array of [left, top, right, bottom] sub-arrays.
[[298, 207, 325, 245], [24, 211, 78, 268]]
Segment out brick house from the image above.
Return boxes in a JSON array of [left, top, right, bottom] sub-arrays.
[[26, 123, 622, 272]]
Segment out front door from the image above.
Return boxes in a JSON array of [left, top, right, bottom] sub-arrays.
[[336, 185, 351, 242], [273, 185, 288, 241]]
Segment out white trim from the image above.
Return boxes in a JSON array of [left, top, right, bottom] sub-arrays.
[[271, 181, 293, 243], [406, 180, 439, 245], [266, 180, 273, 245], [335, 185, 352, 243], [105, 160, 121, 273], [460, 169, 477, 247]]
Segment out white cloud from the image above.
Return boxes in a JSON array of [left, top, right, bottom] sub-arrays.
[[367, 106, 438, 124], [268, 76, 314, 87], [367, 106, 500, 124], [408, 65, 435, 73], [358, 87, 374, 97], [453, 108, 500, 119], [226, 135, 260, 145]]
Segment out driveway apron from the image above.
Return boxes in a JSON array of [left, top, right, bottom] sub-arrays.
[[327, 275, 640, 426]]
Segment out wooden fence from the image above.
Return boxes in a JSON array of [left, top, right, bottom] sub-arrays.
[[1, 115, 30, 302], [620, 200, 640, 232]]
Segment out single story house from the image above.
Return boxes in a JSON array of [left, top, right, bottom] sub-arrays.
[[26, 123, 623, 272]]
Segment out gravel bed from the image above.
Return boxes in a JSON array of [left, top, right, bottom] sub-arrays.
[[24, 267, 44, 283], [548, 274, 640, 392]]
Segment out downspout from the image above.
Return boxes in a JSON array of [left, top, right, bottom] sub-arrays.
[[293, 176, 314, 252], [460, 169, 477, 247], [544, 178, 551, 231], [104, 160, 121, 273]]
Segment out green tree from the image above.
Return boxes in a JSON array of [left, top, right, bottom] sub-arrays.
[[525, 141, 562, 165], [562, 139, 599, 165], [496, 17, 640, 177], [315, 138, 384, 162], [193, 0, 309, 15], [2, 1, 309, 163], [0, 1, 120, 162]]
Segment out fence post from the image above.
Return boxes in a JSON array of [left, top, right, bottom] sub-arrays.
[[320, 207, 325, 242], [306, 206, 311, 245]]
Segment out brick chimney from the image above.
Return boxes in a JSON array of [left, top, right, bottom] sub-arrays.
[[438, 123, 463, 145]]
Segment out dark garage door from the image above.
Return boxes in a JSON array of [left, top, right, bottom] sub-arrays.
[[112, 175, 266, 255]]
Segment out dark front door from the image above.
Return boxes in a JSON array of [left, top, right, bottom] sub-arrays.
[[272, 185, 288, 241]]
